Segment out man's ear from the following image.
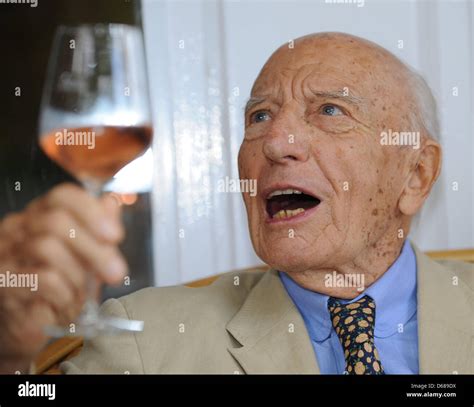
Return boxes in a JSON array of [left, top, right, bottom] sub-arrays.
[[399, 138, 442, 216]]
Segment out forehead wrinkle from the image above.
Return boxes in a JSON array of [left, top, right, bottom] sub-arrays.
[[281, 63, 366, 108], [245, 75, 287, 114], [245, 89, 364, 115], [308, 90, 364, 106], [301, 71, 364, 103], [291, 68, 314, 105], [244, 96, 269, 114]]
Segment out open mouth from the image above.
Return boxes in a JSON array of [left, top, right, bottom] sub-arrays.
[[266, 188, 321, 220]]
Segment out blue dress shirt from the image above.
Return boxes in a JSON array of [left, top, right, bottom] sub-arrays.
[[280, 239, 419, 374]]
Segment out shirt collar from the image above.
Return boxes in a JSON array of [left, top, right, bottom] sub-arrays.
[[280, 239, 418, 341], [280, 270, 333, 341]]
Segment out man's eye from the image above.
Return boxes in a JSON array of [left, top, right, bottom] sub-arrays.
[[250, 110, 271, 123], [320, 104, 344, 116]]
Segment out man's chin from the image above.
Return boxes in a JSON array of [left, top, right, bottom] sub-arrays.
[[255, 233, 331, 271], [259, 247, 318, 273]]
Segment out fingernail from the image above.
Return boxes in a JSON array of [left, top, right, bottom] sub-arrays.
[[101, 220, 119, 239], [106, 258, 126, 279], [106, 193, 122, 207]]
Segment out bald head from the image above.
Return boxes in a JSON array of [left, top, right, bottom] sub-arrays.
[[238, 32, 442, 297], [251, 32, 437, 143]]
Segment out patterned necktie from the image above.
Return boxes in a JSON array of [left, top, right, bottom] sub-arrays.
[[327, 295, 384, 375]]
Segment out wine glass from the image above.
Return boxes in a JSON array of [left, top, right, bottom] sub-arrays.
[[38, 24, 152, 338]]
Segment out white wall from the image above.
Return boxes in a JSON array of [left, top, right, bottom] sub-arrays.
[[142, 0, 473, 286]]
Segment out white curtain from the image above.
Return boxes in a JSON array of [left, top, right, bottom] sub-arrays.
[[142, 0, 473, 286]]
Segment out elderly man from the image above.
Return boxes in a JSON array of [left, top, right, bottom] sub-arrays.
[[0, 32, 472, 375]]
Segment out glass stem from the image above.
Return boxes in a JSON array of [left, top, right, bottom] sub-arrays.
[[82, 179, 105, 319]]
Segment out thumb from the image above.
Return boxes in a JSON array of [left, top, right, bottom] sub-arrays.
[[101, 193, 122, 216]]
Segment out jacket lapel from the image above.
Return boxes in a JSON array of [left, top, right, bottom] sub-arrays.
[[227, 246, 472, 374], [413, 245, 473, 373], [226, 269, 319, 374]]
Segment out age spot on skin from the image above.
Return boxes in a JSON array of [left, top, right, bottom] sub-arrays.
[[372, 209, 378, 216]]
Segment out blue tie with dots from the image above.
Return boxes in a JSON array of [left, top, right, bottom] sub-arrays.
[[327, 295, 384, 375]]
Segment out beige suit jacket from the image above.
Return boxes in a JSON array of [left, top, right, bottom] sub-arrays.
[[61, 244, 473, 374]]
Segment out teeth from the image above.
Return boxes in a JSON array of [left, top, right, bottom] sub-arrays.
[[274, 208, 305, 219], [268, 188, 303, 199]]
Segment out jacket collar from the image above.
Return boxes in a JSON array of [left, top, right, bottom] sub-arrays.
[[226, 244, 472, 374], [413, 243, 473, 374], [226, 269, 319, 374]]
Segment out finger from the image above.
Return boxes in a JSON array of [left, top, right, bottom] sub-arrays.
[[24, 226, 126, 285], [35, 269, 80, 325], [101, 193, 123, 221], [20, 232, 87, 294], [25, 301, 59, 345], [4, 300, 57, 359], [0, 212, 25, 242], [0, 275, 42, 305], [27, 183, 124, 243]]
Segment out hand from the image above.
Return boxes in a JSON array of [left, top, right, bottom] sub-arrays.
[[0, 183, 127, 373]]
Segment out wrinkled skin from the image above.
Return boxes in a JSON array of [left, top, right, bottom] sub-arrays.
[[238, 33, 441, 298], [0, 185, 126, 372], [0, 32, 442, 373]]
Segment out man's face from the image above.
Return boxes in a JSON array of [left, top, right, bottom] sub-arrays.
[[238, 34, 417, 274]]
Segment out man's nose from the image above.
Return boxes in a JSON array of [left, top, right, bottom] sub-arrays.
[[262, 110, 310, 164]]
